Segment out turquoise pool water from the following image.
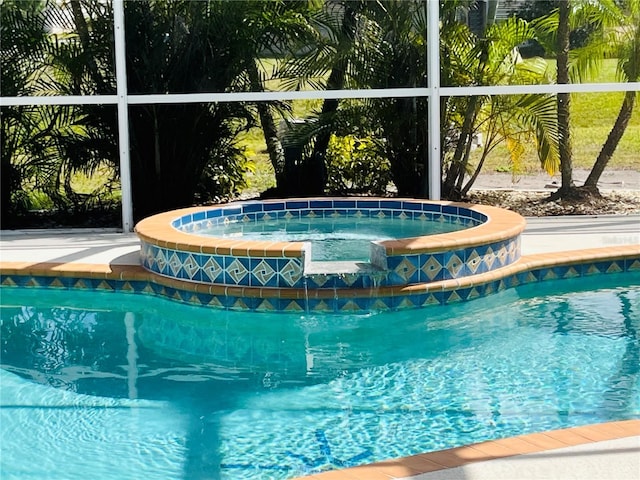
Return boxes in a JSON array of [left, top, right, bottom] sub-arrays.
[[1, 273, 639, 479], [199, 217, 463, 261]]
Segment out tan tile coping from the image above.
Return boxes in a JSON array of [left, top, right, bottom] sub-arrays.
[[292, 420, 640, 480], [133, 200, 526, 257]]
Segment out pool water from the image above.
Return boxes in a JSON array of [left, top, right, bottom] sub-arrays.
[[1, 273, 639, 479], [198, 216, 463, 261]]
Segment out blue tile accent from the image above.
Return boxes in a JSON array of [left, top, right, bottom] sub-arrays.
[[380, 200, 400, 210], [402, 201, 421, 211], [334, 200, 355, 209], [285, 200, 308, 210], [356, 200, 378, 210], [441, 205, 458, 216], [221, 207, 242, 217], [422, 203, 441, 213], [206, 209, 223, 218], [263, 202, 285, 212], [309, 200, 333, 210], [242, 203, 264, 213]]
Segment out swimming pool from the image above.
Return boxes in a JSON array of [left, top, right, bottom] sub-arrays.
[[1, 272, 638, 479]]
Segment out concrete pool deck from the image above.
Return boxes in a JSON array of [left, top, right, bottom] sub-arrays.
[[1, 214, 639, 479]]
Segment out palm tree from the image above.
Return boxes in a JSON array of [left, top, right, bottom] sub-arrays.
[[0, 0, 84, 225], [583, 0, 640, 190], [441, 15, 559, 199], [274, 0, 368, 195], [230, 0, 320, 194], [280, 0, 429, 196], [533, 0, 629, 199], [556, 0, 574, 197], [123, 0, 256, 219]]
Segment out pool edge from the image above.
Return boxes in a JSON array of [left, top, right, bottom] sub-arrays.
[[291, 420, 640, 480]]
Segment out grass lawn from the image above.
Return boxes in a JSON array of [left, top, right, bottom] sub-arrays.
[[481, 88, 640, 174]]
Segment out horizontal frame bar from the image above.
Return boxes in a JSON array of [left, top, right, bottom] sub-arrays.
[[1, 82, 638, 107]]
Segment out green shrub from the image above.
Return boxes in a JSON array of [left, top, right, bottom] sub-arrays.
[[326, 135, 392, 195]]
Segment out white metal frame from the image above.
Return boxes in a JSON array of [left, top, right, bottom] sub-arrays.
[[1, 0, 638, 231]]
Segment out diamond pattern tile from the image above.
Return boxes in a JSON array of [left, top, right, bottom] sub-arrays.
[[445, 253, 464, 278], [168, 252, 182, 277], [253, 259, 276, 286], [279, 259, 303, 287], [182, 254, 199, 280], [202, 257, 223, 283], [421, 256, 443, 281], [226, 258, 249, 284], [394, 258, 418, 282]]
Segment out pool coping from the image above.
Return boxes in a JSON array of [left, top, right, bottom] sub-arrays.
[[291, 420, 640, 480], [134, 200, 524, 257]]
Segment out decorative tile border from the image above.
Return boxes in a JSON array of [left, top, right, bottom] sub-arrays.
[[134, 198, 526, 290], [1, 245, 638, 313]]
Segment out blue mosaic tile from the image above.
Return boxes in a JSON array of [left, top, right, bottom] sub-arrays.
[[305, 298, 333, 313], [205, 209, 223, 219], [91, 278, 117, 291], [128, 280, 149, 293], [334, 200, 355, 209], [305, 274, 336, 290], [441, 205, 458, 216], [472, 210, 485, 222], [285, 200, 308, 210], [378, 200, 398, 210], [440, 250, 465, 280], [355, 199, 378, 210], [334, 273, 365, 289], [309, 200, 332, 210], [242, 202, 264, 213], [200, 256, 224, 283], [401, 201, 421, 211], [222, 207, 242, 218], [517, 270, 539, 285], [420, 203, 441, 213], [277, 258, 304, 288], [263, 202, 285, 212], [278, 298, 306, 312], [625, 258, 640, 271]]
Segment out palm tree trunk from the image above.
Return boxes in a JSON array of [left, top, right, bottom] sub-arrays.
[[443, 96, 478, 197], [305, 2, 360, 195], [584, 90, 636, 188], [556, 0, 573, 195], [69, 0, 109, 93], [246, 60, 285, 186]]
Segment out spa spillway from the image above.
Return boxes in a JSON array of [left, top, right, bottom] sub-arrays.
[[135, 198, 526, 312]]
